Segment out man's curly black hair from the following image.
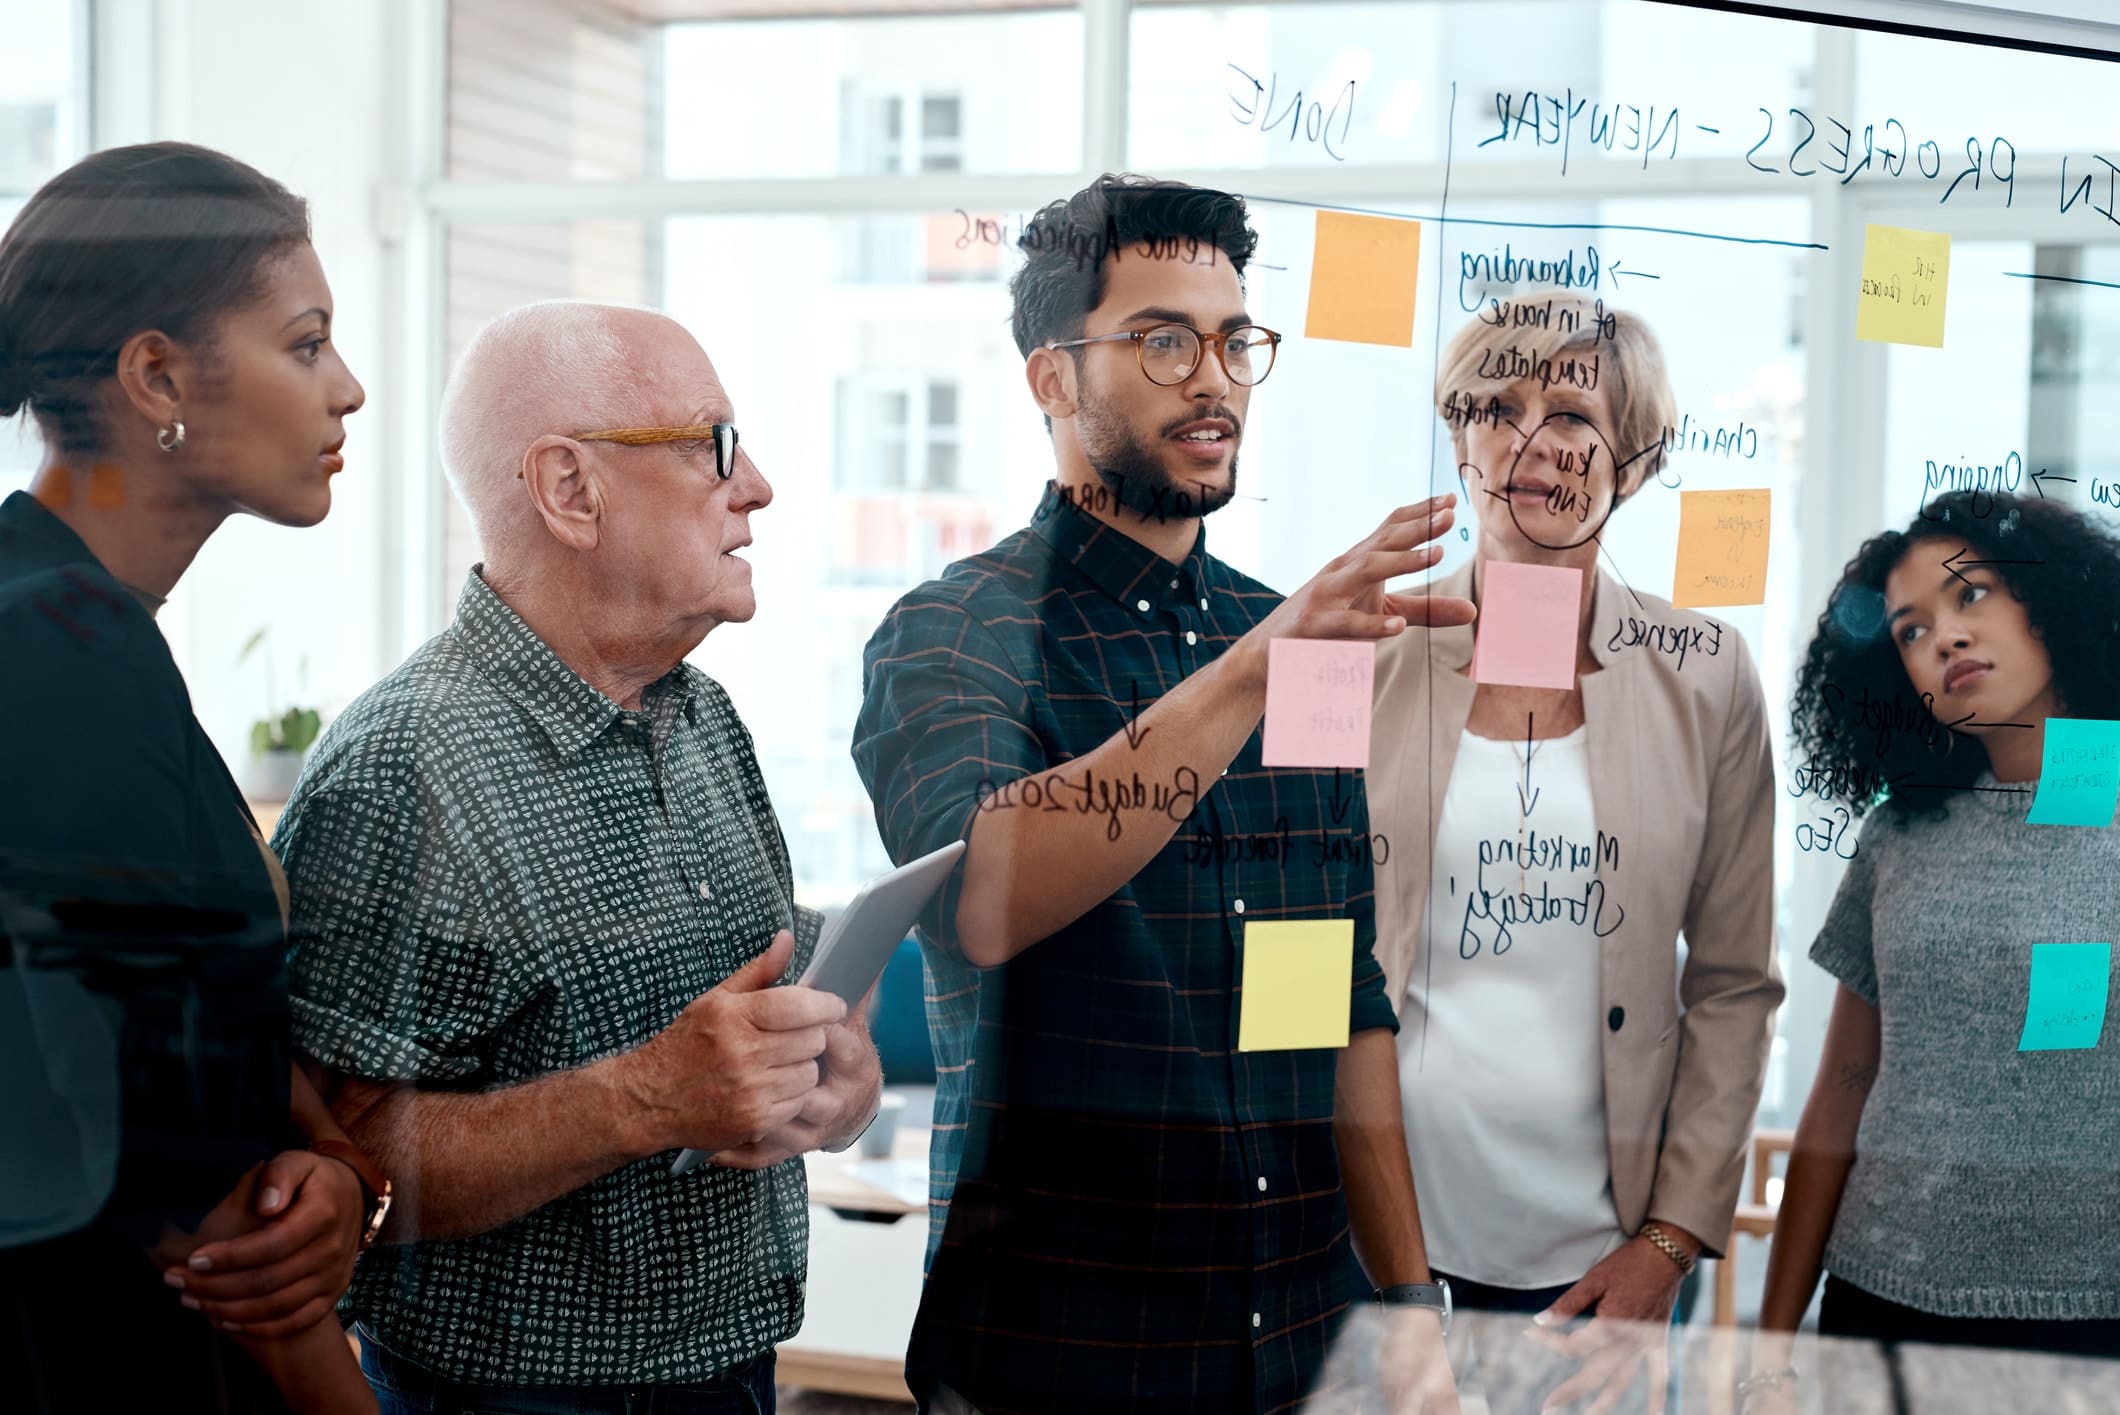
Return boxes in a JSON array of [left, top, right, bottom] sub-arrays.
[[1789, 490, 2120, 822], [1007, 174, 1258, 360]]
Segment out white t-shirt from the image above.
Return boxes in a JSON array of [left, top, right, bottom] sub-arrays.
[[1397, 726, 1626, 1288]]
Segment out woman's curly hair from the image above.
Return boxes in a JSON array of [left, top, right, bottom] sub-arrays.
[[1789, 490, 2120, 822]]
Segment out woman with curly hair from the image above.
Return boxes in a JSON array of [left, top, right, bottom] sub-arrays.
[[1742, 490, 2120, 1412]]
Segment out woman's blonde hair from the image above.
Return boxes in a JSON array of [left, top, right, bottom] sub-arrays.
[[1434, 291, 1676, 502]]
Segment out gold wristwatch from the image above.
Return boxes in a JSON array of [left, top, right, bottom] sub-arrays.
[[311, 1138, 393, 1252]]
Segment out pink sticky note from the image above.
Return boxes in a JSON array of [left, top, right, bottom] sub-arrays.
[[1471, 562, 1582, 690], [1262, 639, 1375, 769]]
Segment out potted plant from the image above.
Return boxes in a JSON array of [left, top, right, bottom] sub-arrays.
[[236, 628, 321, 802]]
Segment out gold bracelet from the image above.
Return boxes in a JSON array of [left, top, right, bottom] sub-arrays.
[[1639, 1222, 1697, 1275]]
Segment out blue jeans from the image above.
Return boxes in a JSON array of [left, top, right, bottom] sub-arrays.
[[357, 1329, 775, 1415]]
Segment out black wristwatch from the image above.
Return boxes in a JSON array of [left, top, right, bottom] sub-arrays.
[[1375, 1278, 1452, 1334]]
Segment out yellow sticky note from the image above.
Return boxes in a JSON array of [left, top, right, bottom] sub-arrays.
[[1672, 489, 1771, 608], [1305, 211, 1419, 347], [1238, 920, 1354, 1052], [1855, 224, 1950, 348]]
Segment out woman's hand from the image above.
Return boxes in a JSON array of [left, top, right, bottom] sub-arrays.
[[1527, 1234, 1689, 1414], [160, 1149, 366, 1338]]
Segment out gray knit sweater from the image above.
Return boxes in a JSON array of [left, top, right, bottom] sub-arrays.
[[1810, 773, 2119, 1320]]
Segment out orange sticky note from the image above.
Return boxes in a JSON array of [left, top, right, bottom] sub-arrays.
[[87, 464, 124, 509], [1238, 920, 1354, 1052], [1471, 562, 1581, 690], [1855, 224, 1950, 348], [1672, 489, 1771, 608], [1263, 639, 1374, 769], [1305, 211, 1419, 347]]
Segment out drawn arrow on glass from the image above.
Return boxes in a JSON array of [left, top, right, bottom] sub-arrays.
[[1122, 679, 1152, 751], [1516, 710, 1541, 816], [1328, 767, 1352, 826], [1942, 547, 2044, 586], [1939, 709, 2034, 733], [1607, 260, 1661, 286], [2028, 468, 2077, 499]]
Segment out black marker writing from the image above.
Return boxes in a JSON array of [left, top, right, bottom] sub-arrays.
[[975, 766, 1200, 843], [1479, 87, 1681, 174], [1794, 804, 1860, 860], [1227, 64, 1356, 162], [1050, 475, 1223, 524], [1476, 342, 1600, 393], [1456, 242, 1626, 313], [1452, 824, 1626, 960], [1788, 756, 1900, 804], [1183, 818, 1391, 871], [1607, 614, 1723, 672], [1660, 415, 1760, 464]]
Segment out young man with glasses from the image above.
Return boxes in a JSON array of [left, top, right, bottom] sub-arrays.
[[853, 176, 1468, 1414]]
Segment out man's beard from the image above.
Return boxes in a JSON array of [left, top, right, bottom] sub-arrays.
[[1076, 385, 1241, 521]]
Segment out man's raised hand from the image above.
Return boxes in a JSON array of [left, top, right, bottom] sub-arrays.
[[1253, 494, 1476, 646]]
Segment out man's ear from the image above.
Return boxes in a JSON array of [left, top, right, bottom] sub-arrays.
[[520, 434, 602, 552], [1025, 347, 1079, 424]]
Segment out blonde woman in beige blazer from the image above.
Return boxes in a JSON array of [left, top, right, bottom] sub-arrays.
[[1370, 294, 1782, 1412]]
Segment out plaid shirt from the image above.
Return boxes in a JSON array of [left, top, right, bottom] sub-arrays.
[[853, 486, 1397, 1415], [278, 570, 818, 1386]]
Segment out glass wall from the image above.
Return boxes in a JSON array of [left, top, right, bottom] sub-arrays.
[[421, 5, 2120, 1140]]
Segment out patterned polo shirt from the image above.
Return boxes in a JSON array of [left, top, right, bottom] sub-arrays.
[[277, 569, 818, 1386], [852, 485, 1399, 1415]]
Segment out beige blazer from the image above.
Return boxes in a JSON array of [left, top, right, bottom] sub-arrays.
[[1370, 561, 1783, 1256]]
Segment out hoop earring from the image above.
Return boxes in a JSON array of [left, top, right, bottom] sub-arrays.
[[157, 421, 186, 454]]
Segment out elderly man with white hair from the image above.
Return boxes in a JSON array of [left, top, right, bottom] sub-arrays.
[[272, 301, 880, 1414]]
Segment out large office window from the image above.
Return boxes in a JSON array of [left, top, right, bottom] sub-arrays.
[[422, 0, 2120, 1139], [0, 0, 86, 484]]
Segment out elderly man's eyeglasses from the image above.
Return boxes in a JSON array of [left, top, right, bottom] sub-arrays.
[[519, 422, 740, 480], [1045, 323, 1280, 388]]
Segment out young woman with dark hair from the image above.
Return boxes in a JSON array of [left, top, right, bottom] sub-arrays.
[[1744, 491, 2120, 1411], [0, 142, 379, 1413]]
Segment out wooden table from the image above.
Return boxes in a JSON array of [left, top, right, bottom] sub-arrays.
[[244, 799, 285, 839]]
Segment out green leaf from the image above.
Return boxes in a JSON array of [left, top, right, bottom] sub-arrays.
[[236, 626, 269, 666], [278, 707, 322, 755]]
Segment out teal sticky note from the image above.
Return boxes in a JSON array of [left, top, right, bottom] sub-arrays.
[[2025, 719, 2120, 827], [2019, 942, 2111, 1052]]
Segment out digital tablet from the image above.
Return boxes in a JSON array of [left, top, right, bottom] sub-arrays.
[[670, 838, 965, 1176], [796, 839, 964, 1007]]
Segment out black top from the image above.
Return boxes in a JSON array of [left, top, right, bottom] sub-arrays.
[[0, 489, 287, 1246]]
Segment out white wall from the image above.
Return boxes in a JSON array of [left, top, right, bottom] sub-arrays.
[[125, 0, 403, 776]]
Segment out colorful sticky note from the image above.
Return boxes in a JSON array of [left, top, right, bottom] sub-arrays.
[[1238, 919, 1354, 1052], [1470, 561, 1582, 691], [2019, 942, 2111, 1051], [1262, 639, 1375, 769], [1305, 211, 1420, 347], [1855, 224, 1951, 348], [1671, 489, 1771, 608], [2025, 718, 2120, 827]]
